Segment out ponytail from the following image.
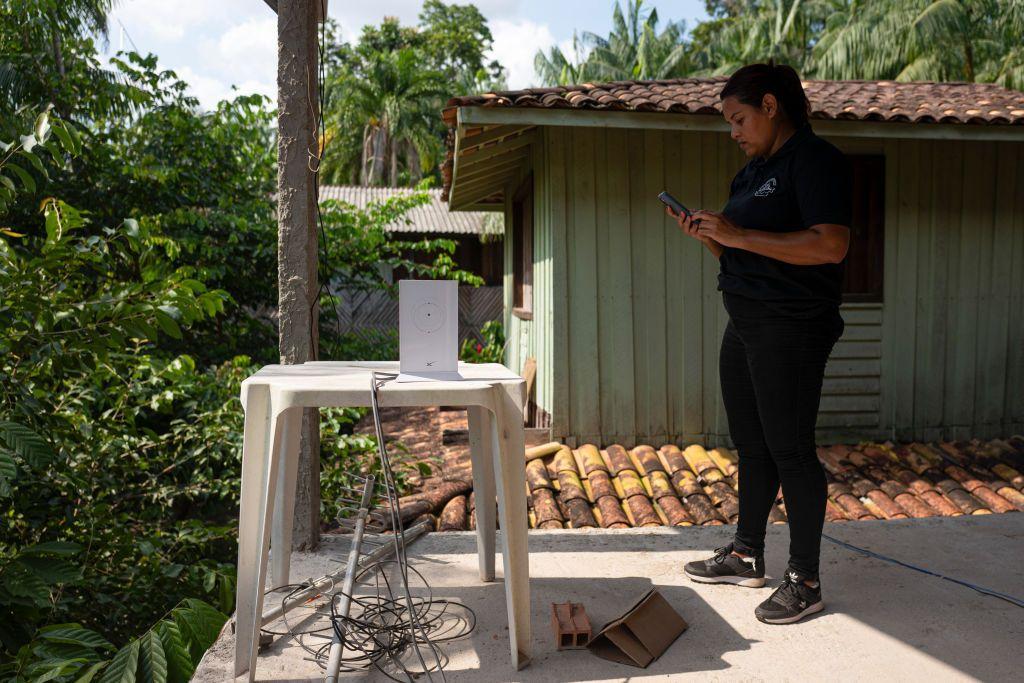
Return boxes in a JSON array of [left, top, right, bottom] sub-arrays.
[[720, 59, 810, 128]]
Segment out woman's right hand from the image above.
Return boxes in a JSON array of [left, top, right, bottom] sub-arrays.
[[665, 205, 717, 246]]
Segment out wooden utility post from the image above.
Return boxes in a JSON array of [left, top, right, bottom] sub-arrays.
[[276, 0, 320, 549]]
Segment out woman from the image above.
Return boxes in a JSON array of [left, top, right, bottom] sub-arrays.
[[666, 62, 851, 625]]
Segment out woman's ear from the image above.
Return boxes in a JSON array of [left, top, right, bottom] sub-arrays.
[[761, 93, 778, 119]]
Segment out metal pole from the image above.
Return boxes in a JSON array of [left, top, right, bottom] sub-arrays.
[[255, 515, 432, 627], [325, 476, 374, 683]]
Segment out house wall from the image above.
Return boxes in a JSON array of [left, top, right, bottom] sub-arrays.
[[523, 125, 1024, 447], [502, 148, 557, 423]]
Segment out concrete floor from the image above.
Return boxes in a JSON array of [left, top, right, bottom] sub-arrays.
[[196, 514, 1024, 682]]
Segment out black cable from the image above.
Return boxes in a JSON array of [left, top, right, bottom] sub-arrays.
[[367, 371, 448, 682], [307, 0, 346, 357], [822, 533, 1024, 609], [258, 371, 476, 681]]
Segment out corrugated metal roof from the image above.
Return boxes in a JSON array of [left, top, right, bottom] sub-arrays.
[[319, 185, 502, 235]]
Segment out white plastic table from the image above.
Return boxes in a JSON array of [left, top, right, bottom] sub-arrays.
[[233, 361, 531, 680]]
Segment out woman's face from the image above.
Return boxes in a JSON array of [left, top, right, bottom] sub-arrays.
[[722, 94, 781, 158]]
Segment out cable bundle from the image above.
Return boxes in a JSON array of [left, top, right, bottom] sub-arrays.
[[260, 371, 476, 681]]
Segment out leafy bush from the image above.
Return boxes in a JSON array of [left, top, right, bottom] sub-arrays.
[[0, 10, 489, 677], [459, 320, 506, 364]]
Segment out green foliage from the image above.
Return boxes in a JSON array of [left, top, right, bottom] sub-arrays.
[[459, 321, 506, 364], [0, 2, 488, 678], [0, 105, 79, 216], [320, 2, 508, 186], [811, 0, 1024, 87], [0, 597, 227, 683], [536, 0, 694, 85], [538, 1, 1024, 86], [320, 187, 483, 294]]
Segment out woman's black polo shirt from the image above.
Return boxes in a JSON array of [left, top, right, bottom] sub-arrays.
[[717, 122, 852, 319]]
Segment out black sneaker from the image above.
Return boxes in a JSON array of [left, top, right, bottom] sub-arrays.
[[755, 567, 825, 624], [684, 543, 766, 587]]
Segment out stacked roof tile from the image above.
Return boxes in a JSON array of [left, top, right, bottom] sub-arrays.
[[429, 436, 1024, 532]]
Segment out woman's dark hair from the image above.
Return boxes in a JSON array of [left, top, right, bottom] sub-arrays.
[[720, 60, 810, 128]]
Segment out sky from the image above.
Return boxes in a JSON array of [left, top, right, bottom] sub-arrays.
[[104, 0, 710, 109]]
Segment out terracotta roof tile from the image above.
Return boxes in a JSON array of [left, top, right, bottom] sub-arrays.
[[353, 407, 1024, 533], [441, 77, 1024, 201], [447, 78, 1024, 124], [520, 436, 1024, 530]]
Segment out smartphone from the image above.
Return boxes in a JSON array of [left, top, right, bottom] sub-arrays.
[[657, 190, 691, 218]]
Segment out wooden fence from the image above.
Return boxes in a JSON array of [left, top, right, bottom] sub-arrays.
[[333, 285, 503, 348]]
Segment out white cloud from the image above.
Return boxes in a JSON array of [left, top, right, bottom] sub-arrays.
[[108, 0, 237, 43], [172, 66, 232, 109], [488, 18, 558, 89], [215, 17, 277, 86]]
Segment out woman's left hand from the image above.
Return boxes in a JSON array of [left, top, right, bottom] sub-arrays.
[[691, 210, 747, 248]]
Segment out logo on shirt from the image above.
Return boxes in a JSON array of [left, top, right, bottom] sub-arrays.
[[754, 177, 777, 197]]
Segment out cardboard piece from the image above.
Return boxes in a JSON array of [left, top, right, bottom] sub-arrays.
[[586, 589, 688, 668]]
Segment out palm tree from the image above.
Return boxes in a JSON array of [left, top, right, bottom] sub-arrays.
[[534, 32, 598, 86], [581, 0, 691, 80], [325, 47, 446, 186], [688, 0, 830, 76], [812, 0, 1024, 88], [533, 0, 692, 86], [1, 0, 137, 120]]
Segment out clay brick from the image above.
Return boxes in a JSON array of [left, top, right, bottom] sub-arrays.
[[551, 602, 591, 650]]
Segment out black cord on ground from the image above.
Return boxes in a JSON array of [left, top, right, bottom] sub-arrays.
[[822, 533, 1024, 609]]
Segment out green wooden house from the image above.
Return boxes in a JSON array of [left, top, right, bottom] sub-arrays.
[[441, 78, 1024, 448]]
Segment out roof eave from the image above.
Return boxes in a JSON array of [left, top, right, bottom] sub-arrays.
[[457, 105, 1024, 142]]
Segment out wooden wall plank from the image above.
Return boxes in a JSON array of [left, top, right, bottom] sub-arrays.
[[662, 130, 685, 441], [829, 341, 882, 359], [680, 131, 705, 442], [817, 413, 881, 428], [600, 129, 638, 443], [644, 129, 669, 444], [823, 377, 882, 394], [977, 142, 1013, 434], [826, 359, 883, 376], [915, 139, 949, 438], [568, 127, 602, 441], [947, 140, 985, 438], [876, 139, 901, 438], [627, 128, 649, 444], [878, 138, 903, 438], [820, 395, 881, 412], [547, 127, 571, 441], [1006, 144, 1024, 425], [700, 132, 723, 443]]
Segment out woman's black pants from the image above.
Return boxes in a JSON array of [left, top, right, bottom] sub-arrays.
[[719, 291, 844, 577]]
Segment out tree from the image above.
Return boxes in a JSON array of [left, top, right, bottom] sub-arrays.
[[534, 32, 598, 85], [0, 0, 148, 121], [330, 46, 447, 186], [534, 0, 693, 86], [812, 0, 1024, 88], [320, 6, 508, 187], [687, 0, 831, 76], [418, 0, 505, 90]]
